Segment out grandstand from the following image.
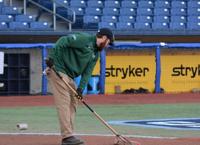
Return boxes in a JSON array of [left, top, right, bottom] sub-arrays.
[[0, 0, 200, 36]]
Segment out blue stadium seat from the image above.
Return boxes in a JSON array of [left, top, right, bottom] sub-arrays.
[[170, 22, 186, 30], [0, 15, 13, 22], [98, 22, 116, 29], [187, 8, 200, 16], [116, 22, 133, 30], [118, 15, 135, 23], [0, 22, 8, 30], [101, 15, 118, 23], [138, 0, 154, 8], [136, 15, 152, 23], [120, 8, 136, 16], [171, 16, 186, 23], [9, 22, 29, 30], [137, 8, 153, 16], [104, 0, 120, 8], [2, 6, 21, 15], [171, 8, 187, 16], [188, 0, 200, 8], [171, 0, 187, 8], [38, 0, 53, 10], [154, 0, 170, 8], [134, 22, 151, 29], [83, 15, 100, 29], [70, 7, 85, 15], [187, 16, 200, 22], [152, 22, 169, 30], [103, 8, 119, 16], [85, 7, 102, 15], [55, 0, 69, 7], [187, 22, 200, 30], [87, 0, 104, 8], [30, 22, 51, 30], [15, 15, 35, 22], [87, 76, 100, 94], [121, 1, 137, 8], [0, 0, 4, 11], [70, 0, 86, 8], [153, 16, 170, 23], [56, 7, 68, 18], [154, 8, 170, 16]]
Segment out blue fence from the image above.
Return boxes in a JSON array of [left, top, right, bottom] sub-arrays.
[[1, 42, 200, 95]]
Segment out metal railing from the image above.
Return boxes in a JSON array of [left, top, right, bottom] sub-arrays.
[[23, 0, 76, 31]]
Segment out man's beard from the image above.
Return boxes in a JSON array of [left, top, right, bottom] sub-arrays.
[[97, 41, 107, 51]]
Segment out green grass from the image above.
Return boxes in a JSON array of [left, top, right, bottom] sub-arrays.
[[0, 103, 200, 138]]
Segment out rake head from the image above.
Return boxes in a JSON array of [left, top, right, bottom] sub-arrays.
[[114, 135, 140, 145]]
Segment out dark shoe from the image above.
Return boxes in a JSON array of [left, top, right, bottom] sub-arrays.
[[62, 136, 84, 145]]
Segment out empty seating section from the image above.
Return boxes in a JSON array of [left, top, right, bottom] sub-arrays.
[[0, 0, 51, 31], [1, 0, 200, 32]]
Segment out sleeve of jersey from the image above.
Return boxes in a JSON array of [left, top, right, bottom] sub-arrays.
[[78, 56, 98, 90]]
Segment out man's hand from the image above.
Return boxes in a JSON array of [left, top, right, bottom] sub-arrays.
[[76, 88, 83, 100], [45, 58, 54, 68]]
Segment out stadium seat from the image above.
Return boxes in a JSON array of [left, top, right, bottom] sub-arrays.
[[152, 22, 169, 30], [55, 0, 69, 7], [188, 0, 200, 8], [187, 22, 200, 30], [120, 8, 136, 16], [15, 15, 35, 22], [9, 22, 29, 30], [103, 8, 119, 16], [153, 16, 170, 23], [121, 1, 137, 8], [101, 15, 118, 23], [138, 0, 154, 8], [116, 22, 133, 30], [85, 7, 102, 15], [171, 0, 187, 8], [38, 0, 53, 10], [171, 8, 187, 16], [30, 22, 51, 30], [134, 22, 151, 30], [154, 0, 170, 8], [1, 6, 21, 15], [87, 0, 104, 8], [0, 22, 8, 30], [154, 8, 170, 16], [70, 7, 85, 15], [136, 15, 152, 23], [171, 16, 186, 23], [0, 15, 13, 22], [187, 16, 200, 22], [118, 15, 135, 23], [187, 8, 200, 16], [70, 0, 86, 8], [137, 8, 153, 16], [98, 22, 116, 29], [170, 22, 186, 30], [104, 0, 121, 8], [83, 15, 100, 29]]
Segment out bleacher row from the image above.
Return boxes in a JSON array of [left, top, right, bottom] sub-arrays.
[[1, 0, 200, 31], [0, 0, 52, 31]]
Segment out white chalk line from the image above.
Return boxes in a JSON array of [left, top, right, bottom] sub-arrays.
[[0, 132, 177, 139]]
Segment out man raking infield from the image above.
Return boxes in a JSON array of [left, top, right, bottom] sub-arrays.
[[45, 28, 114, 145]]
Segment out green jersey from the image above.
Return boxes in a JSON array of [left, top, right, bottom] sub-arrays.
[[49, 32, 100, 90]]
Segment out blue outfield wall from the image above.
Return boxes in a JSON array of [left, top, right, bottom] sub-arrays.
[[1, 42, 200, 95]]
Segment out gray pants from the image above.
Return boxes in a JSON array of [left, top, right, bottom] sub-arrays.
[[46, 68, 78, 139]]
